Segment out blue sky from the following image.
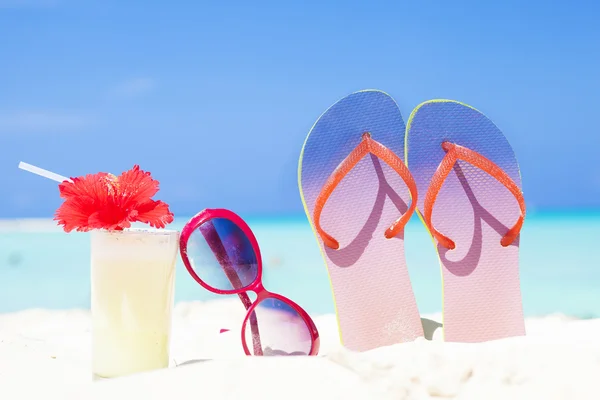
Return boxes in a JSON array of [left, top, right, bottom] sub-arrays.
[[0, 0, 598, 218]]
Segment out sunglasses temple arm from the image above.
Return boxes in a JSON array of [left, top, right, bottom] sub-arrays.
[[199, 222, 263, 355]]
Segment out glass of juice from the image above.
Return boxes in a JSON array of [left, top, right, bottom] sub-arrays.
[[90, 228, 179, 379]]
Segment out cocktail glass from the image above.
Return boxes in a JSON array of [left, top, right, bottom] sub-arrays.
[[90, 228, 179, 379]]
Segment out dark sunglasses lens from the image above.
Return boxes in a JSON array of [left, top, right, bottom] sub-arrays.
[[243, 298, 313, 356], [186, 217, 258, 291]]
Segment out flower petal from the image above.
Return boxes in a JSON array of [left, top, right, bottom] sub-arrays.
[[54, 197, 97, 232], [55, 173, 115, 232], [88, 208, 133, 231], [115, 165, 160, 207], [87, 200, 135, 230], [135, 200, 174, 229], [59, 173, 111, 200]]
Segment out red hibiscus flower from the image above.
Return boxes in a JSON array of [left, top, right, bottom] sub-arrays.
[[54, 165, 174, 232]]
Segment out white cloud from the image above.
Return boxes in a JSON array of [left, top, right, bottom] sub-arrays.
[[0, 0, 58, 8], [0, 111, 91, 134], [111, 78, 155, 98]]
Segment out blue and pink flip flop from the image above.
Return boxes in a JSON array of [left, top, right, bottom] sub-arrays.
[[298, 90, 424, 351], [405, 100, 526, 342]]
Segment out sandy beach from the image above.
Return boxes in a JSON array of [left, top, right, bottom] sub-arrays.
[[0, 298, 598, 399]]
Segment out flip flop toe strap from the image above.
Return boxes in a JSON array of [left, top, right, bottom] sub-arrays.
[[313, 132, 418, 250], [424, 141, 526, 250]]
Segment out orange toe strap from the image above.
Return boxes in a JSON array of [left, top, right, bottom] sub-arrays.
[[424, 141, 526, 250], [313, 132, 418, 250]]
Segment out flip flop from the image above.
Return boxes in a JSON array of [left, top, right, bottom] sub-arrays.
[[298, 90, 424, 351], [405, 99, 526, 343]]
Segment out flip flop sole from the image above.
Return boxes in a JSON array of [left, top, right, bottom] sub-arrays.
[[298, 90, 423, 351], [406, 100, 525, 342]]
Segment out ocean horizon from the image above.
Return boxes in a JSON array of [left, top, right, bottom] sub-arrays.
[[1, 209, 599, 319]]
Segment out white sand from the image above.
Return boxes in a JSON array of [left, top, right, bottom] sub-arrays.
[[0, 299, 598, 399]]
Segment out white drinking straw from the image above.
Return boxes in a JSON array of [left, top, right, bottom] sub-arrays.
[[18, 161, 72, 183]]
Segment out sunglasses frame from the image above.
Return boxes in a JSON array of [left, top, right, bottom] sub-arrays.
[[179, 208, 320, 356]]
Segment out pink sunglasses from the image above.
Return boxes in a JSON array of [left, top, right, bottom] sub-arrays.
[[179, 208, 320, 356]]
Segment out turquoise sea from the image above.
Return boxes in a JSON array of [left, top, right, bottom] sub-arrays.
[[0, 210, 598, 318]]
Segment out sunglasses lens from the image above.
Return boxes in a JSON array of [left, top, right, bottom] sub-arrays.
[[243, 298, 313, 356], [186, 217, 258, 291]]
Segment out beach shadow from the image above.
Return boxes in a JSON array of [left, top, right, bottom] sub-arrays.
[[325, 155, 408, 267], [437, 162, 515, 277], [175, 347, 307, 365], [175, 359, 212, 367], [263, 347, 307, 356], [420, 318, 443, 340]]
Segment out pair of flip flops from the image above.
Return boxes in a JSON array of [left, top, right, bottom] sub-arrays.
[[298, 90, 525, 351]]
